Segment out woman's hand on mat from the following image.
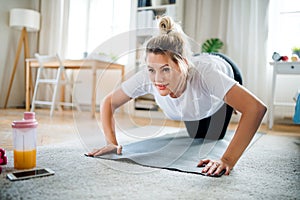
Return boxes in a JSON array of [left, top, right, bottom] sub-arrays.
[[197, 159, 231, 176], [87, 144, 122, 157]]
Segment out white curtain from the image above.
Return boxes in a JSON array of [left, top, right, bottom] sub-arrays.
[[39, 0, 70, 58], [183, 0, 269, 107], [37, 0, 70, 102]]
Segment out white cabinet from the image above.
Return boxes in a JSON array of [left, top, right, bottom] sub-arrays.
[[268, 61, 300, 129], [130, 0, 183, 118]]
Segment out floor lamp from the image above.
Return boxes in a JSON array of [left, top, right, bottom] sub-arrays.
[[4, 8, 40, 108]]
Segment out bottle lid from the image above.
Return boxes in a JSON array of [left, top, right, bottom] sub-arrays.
[[24, 112, 35, 120], [12, 112, 38, 129], [12, 120, 38, 129]]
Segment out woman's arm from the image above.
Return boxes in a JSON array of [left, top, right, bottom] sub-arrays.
[[88, 88, 132, 156], [198, 84, 267, 176]]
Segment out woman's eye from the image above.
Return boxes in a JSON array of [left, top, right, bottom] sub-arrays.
[[148, 68, 155, 73], [162, 68, 170, 72]]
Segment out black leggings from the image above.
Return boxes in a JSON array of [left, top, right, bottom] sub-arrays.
[[184, 53, 243, 140]]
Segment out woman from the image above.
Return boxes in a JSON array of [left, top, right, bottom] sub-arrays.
[[88, 16, 267, 176]]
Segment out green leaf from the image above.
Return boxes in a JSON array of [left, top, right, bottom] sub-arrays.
[[201, 38, 224, 53]]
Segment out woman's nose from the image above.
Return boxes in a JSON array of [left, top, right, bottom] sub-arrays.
[[155, 71, 164, 82]]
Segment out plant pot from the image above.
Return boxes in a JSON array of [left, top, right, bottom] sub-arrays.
[[293, 51, 300, 59]]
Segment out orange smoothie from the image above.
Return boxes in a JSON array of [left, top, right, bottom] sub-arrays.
[[14, 149, 36, 169]]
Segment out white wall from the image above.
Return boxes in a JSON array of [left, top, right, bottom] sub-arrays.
[[0, 0, 39, 108]]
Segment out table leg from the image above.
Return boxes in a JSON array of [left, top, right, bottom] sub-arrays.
[[26, 61, 30, 111], [121, 68, 125, 82], [120, 67, 125, 114], [269, 67, 277, 129], [59, 71, 65, 110], [91, 67, 96, 118]]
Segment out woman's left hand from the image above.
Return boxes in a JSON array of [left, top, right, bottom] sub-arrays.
[[197, 159, 232, 176]]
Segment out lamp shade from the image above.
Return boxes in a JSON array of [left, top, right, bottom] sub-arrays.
[[9, 8, 40, 32]]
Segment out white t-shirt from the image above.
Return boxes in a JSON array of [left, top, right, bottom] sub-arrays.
[[121, 54, 237, 121]]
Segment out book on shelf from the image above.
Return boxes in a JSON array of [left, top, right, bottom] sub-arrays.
[[135, 99, 159, 111], [138, 0, 151, 7]]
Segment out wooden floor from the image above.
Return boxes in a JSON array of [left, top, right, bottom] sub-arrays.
[[1, 108, 299, 151]]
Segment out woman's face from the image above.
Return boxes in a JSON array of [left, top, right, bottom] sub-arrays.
[[146, 52, 185, 97]]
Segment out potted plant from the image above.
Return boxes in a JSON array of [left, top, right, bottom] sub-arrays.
[[292, 47, 300, 58], [201, 38, 224, 53]]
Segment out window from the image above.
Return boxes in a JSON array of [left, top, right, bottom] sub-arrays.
[[267, 0, 300, 119], [66, 0, 131, 59], [269, 0, 300, 57]]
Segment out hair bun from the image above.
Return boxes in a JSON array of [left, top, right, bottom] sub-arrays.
[[158, 16, 174, 34]]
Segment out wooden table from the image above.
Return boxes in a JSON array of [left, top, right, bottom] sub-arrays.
[[26, 58, 125, 117]]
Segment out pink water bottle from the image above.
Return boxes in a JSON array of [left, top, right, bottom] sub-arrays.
[[12, 112, 38, 169]]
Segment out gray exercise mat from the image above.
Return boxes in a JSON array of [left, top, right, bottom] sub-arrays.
[[95, 130, 263, 175]]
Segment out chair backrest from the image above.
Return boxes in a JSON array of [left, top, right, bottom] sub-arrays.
[[34, 53, 64, 69]]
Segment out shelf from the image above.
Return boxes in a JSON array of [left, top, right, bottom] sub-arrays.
[[273, 102, 296, 107], [136, 29, 157, 38], [135, 98, 159, 111], [131, 0, 183, 119], [137, 4, 176, 11]]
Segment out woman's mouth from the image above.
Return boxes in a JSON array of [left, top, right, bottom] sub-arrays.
[[155, 83, 169, 90]]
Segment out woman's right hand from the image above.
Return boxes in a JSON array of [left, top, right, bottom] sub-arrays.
[[86, 89, 129, 157], [86, 144, 122, 157]]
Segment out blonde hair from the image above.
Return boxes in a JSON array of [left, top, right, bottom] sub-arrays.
[[145, 16, 192, 77]]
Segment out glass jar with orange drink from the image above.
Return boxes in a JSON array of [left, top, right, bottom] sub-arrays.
[[12, 112, 38, 169]]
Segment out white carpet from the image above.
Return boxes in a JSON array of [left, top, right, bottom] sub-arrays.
[[0, 131, 299, 199]]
